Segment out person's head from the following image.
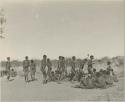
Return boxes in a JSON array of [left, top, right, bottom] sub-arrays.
[[72, 56, 76, 61], [111, 69, 113, 72], [25, 56, 28, 60], [47, 58, 50, 62], [84, 58, 88, 62], [31, 60, 34, 63], [90, 55, 94, 60], [93, 68, 96, 73], [96, 72, 101, 77], [51, 71, 54, 75], [43, 55, 47, 59], [62, 57, 65, 60], [107, 61, 111, 65], [7, 57, 10, 61], [59, 56, 62, 60]]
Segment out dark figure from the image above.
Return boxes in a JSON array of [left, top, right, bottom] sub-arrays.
[[78, 68, 84, 82], [87, 55, 94, 74], [30, 60, 36, 81], [55, 70, 60, 81], [86, 74, 95, 89], [23, 56, 30, 82], [78, 59, 87, 82], [41, 55, 47, 84], [6, 57, 11, 80], [80, 74, 88, 88], [79, 59, 87, 69], [50, 71, 56, 81], [93, 68, 96, 74], [61, 57, 67, 79], [95, 72, 107, 88], [57, 56, 63, 81], [10, 69, 17, 77], [111, 69, 118, 82], [104, 71, 114, 86], [70, 56, 76, 81], [47, 58, 52, 81], [106, 61, 113, 75]]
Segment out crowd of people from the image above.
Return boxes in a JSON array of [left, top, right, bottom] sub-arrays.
[[4, 54, 118, 89]]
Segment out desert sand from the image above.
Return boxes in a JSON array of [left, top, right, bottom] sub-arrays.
[[1, 68, 124, 102]]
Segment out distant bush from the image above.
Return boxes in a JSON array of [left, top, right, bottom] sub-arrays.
[[112, 56, 124, 66]]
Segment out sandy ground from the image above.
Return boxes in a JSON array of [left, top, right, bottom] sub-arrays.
[[0, 70, 124, 102]]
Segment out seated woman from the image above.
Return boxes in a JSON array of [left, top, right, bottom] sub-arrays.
[[76, 73, 95, 89], [111, 69, 118, 82], [95, 72, 106, 89], [104, 71, 114, 86], [73, 69, 79, 81], [78, 68, 85, 82], [85, 74, 95, 89], [75, 74, 89, 89], [50, 71, 56, 81], [55, 70, 60, 81], [106, 61, 113, 75], [10, 69, 17, 77], [80, 74, 88, 87]]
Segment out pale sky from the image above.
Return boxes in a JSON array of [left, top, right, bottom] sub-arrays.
[[0, 0, 124, 61]]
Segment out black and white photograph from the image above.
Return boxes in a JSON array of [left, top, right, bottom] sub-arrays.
[[0, 0, 124, 101]]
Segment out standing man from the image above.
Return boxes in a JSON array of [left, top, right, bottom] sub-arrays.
[[41, 55, 47, 84], [70, 56, 76, 81], [47, 58, 52, 81], [30, 60, 36, 81], [61, 57, 67, 79], [57, 56, 62, 81], [23, 56, 30, 82], [87, 55, 94, 74], [6, 57, 11, 80]]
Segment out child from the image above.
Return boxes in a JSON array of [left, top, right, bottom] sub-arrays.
[[30, 60, 36, 81], [10, 69, 17, 77], [50, 71, 56, 81]]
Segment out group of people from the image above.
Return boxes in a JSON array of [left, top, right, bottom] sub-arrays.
[[23, 56, 36, 82], [5, 54, 118, 88], [78, 63, 118, 89], [4, 57, 17, 80]]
